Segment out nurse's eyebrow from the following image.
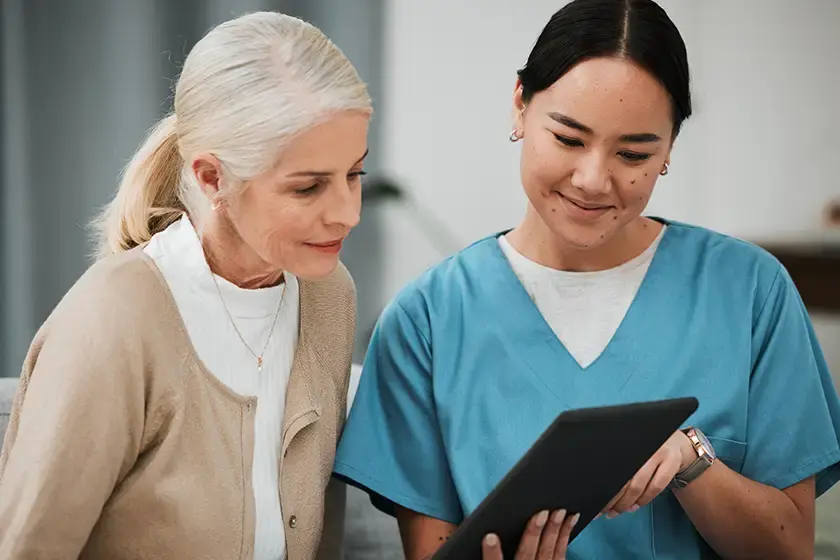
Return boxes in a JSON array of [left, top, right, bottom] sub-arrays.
[[547, 112, 661, 143]]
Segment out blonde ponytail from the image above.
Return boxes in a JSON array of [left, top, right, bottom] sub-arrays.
[[91, 12, 371, 260], [92, 114, 185, 259]]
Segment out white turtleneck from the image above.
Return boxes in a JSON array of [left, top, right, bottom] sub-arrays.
[[144, 215, 297, 560]]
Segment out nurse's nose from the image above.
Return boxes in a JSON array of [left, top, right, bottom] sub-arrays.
[[570, 152, 612, 196]]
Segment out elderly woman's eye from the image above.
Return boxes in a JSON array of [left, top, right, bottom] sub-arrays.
[[295, 184, 321, 195]]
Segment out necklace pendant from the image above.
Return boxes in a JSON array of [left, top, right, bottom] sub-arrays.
[[257, 357, 263, 371]]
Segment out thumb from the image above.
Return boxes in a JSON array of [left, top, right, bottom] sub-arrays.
[[482, 534, 504, 560]]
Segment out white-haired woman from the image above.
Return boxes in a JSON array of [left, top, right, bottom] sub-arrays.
[[0, 12, 370, 560]]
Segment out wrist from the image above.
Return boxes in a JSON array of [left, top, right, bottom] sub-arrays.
[[678, 430, 698, 472], [671, 427, 717, 489]]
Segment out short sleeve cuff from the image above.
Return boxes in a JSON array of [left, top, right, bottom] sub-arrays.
[[750, 447, 840, 497], [333, 460, 463, 525]]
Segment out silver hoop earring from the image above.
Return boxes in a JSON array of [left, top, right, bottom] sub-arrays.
[[660, 163, 670, 176], [509, 130, 521, 143]]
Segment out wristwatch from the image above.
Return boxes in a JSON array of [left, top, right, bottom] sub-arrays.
[[670, 427, 716, 489]]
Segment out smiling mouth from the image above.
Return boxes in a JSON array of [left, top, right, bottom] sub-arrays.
[[558, 192, 612, 211], [307, 240, 343, 247], [305, 239, 344, 255]]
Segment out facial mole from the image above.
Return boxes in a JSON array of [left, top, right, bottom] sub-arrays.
[[631, 180, 636, 184], [551, 208, 556, 213], [613, 216, 618, 220]]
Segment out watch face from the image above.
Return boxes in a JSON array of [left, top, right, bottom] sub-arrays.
[[696, 429, 716, 460]]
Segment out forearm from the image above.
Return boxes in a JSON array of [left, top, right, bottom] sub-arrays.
[[674, 463, 813, 559], [396, 506, 457, 560]]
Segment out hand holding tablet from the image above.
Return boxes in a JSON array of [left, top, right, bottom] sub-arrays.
[[433, 397, 699, 559], [480, 509, 578, 560]]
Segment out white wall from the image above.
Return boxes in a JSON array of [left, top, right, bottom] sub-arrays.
[[380, 0, 840, 249], [377, 0, 839, 369], [694, 1, 840, 242]]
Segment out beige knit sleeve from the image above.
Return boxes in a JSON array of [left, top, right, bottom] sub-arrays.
[[315, 477, 347, 560], [0, 284, 147, 559]]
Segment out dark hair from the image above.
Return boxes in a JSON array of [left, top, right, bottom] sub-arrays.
[[517, 0, 692, 137]]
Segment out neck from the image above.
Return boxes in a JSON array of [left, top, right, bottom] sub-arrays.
[[197, 214, 284, 289], [507, 207, 662, 272]]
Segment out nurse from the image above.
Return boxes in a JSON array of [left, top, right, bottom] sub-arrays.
[[335, 0, 840, 558]]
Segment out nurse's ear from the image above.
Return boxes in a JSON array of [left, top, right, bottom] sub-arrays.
[[510, 79, 527, 140]]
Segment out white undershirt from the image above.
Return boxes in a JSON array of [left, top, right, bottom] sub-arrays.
[[498, 227, 666, 368], [144, 215, 297, 560]]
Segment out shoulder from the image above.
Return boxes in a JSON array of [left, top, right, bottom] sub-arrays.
[[56, 249, 173, 318], [659, 220, 784, 304], [39, 248, 184, 354], [385, 233, 502, 328], [18, 249, 182, 424]]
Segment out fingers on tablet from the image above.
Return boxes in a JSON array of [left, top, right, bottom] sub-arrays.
[[636, 459, 675, 507], [482, 533, 503, 560], [555, 512, 580, 559], [484, 509, 580, 560], [514, 510, 549, 558], [602, 481, 629, 516], [535, 509, 566, 559]]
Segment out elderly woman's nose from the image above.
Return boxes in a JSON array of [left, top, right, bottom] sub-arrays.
[[325, 182, 361, 229]]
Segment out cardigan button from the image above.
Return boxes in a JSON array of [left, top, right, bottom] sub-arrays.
[[289, 515, 297, 528]]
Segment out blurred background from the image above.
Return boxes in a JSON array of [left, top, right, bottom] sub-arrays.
[[1, 0, 839, 558]]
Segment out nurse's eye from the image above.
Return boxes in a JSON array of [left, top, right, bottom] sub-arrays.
[[618, 151, 652, 163], [553, 134, 584, 148]]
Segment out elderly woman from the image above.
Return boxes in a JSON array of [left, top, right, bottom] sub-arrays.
[[0, 11, 369, 560]]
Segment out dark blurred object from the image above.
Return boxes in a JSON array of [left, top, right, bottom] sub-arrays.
[[826, 200, 840, 229], [760, 242, 840, 314], [361, 179, 405, 203], [362, 177, 462, 257]]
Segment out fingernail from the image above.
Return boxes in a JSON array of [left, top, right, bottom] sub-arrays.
[[484, 534, 498, 546], [536, 510, 549, 528], [553, 509, 566, 523], [594, 513, 602, 520], [606, 511, 617, 519], [630, 505, 640, 513], [571, 513, 581, 528]]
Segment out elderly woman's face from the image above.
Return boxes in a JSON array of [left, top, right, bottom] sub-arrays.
[[225, 111, 369, 280]]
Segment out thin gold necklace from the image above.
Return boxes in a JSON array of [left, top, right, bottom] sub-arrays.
[[210, 272, 287, 373]]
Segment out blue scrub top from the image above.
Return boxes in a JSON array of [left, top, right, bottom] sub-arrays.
[[334, 220, 840, 559]]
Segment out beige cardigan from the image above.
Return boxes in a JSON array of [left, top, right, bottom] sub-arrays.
[[0, 248, 356, 560]]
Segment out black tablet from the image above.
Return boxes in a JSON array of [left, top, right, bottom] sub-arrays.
[[432, 397, 699, 560]]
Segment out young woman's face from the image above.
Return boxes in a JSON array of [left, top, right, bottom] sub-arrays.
[[513, 57, 674, 250]]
